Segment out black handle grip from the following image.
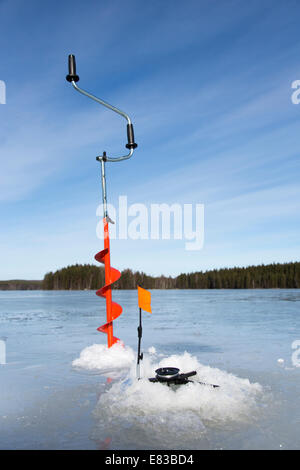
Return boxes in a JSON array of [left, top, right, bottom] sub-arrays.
[[66, 54, 80, 83], [68, 55, 76, 76], [180, 371, 197, 379], [126, 124, 138, 149]]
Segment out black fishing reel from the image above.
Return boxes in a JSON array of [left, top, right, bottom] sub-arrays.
[[148, 367, 220, 388], [149, 367, 197, 386]]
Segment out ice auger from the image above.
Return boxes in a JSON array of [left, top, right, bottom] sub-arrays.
[[66, 54, 137, 347]]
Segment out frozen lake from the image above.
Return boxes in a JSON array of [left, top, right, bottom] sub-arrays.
[[0, 289, 299, 450]]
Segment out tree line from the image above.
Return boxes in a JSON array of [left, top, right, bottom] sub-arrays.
[[0, 280, 42, 290], [41, 261, 300, 290]]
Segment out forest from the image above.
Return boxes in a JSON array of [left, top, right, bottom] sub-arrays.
[[0, 280, 42, 290], [1, 262, 298, 290], [41, 261, 300, 290]]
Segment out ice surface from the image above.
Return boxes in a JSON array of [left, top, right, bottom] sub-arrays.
[[80, 346, 263, 424], [1, 289, 300, 450], [72, 341, 264, 448]]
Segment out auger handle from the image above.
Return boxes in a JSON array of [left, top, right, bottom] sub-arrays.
[[65, 54, 137, 160]]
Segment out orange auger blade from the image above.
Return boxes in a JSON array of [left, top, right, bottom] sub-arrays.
[[95, 218, 122, 347]]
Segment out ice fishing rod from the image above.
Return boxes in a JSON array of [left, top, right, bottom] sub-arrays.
[[136, 306, 143, 380], [66, 54, 138, 348]]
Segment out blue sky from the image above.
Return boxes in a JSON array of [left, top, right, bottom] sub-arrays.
[[0, 0, 300, 279]]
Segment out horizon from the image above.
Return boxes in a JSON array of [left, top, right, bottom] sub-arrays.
[[1, 0, 300, 279], [1, 259, 299, 282]]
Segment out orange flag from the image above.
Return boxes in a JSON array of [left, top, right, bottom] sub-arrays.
[[138, 286, 152, 313]]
